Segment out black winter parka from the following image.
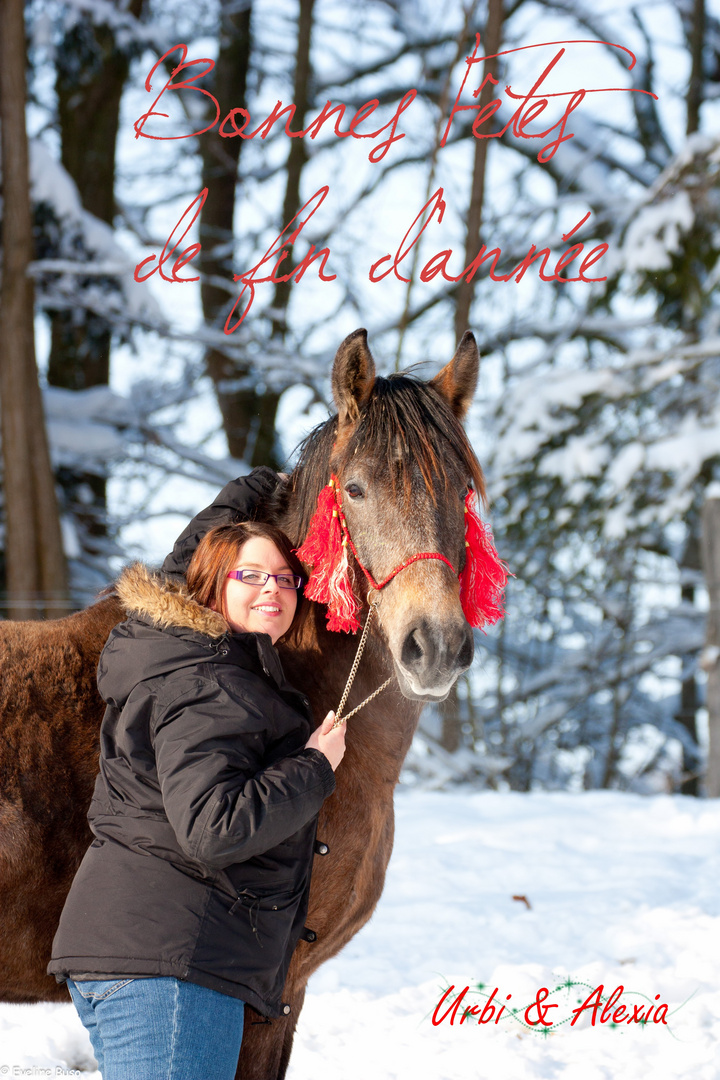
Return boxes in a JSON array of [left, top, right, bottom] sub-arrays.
[[48, 471, 334, 1018]]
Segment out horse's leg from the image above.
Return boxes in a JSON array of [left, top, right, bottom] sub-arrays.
[[276, 982, 306, 1080], [0, 849, 72, 1002], [234, 978, 307, 1080], [234, 1007, 281, 1080]]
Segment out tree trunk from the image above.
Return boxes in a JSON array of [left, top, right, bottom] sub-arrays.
[[256, 0, 317, 465], [0, 0, 70, 619], [686, 0, 705, 136], [201, 0, 316, 469], [270, 0, 315, 340], [439, 681, 462, 753], [677, 533, 700, 794], [675, 0, 706, 778], [48, 0, 145, 556], [700, 497, 720, 797], [454, 0, 504, 344], [198, 0, 260, 462], [50, 0, 144, 388]]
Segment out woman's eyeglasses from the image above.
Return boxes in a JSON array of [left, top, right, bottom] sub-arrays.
[[227, 570, 303, 590]]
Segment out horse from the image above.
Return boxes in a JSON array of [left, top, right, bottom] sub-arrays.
[[0, 328, 488, 1079]]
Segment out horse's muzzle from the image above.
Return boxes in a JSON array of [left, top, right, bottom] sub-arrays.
[[394, 617, 474, 700]]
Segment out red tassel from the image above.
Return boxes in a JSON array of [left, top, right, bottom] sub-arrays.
[[459, 490, 508, 630], [295, 480, 361, 633]]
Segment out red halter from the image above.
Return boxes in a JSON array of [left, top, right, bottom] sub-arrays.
[[295, 473, 507, 634]]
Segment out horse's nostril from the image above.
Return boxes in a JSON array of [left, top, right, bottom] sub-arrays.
[[401, 628, 425, 669], [457, 632, 473, 670], [399, 621, 473, 686]]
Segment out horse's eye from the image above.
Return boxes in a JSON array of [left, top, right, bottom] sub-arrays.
[[345, 483, 364, 499]]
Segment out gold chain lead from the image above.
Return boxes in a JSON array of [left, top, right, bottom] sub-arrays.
[[332, 602, 392, 727]]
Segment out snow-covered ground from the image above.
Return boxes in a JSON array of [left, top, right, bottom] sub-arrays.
[[2, 790, 719, 1079]]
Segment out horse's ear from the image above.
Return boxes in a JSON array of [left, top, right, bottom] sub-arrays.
[[430, 331, 479, 419], [332, 328, 376, 427]]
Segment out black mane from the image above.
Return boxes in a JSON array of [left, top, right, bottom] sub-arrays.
[[274, 373, 485, 547]]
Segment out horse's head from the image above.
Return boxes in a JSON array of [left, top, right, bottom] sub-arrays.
[[292, 328, 486, 703]]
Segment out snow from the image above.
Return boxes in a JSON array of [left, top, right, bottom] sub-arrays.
[[491, 367, 625, 481], [605, 441, 645, 492], [538, 434, 610, 484], [645, 422, 720, 499], [490, 327, 720, 538], [29, 140, 162, 328], [2, 790, 719, 1079], [29, 141, 84, 223], [54, 0, 167, 52], [43, 387, 136, 469], [700, 646, 720, 672], [622, 191, 694, 273], [44, 386, 136, 427], [60, 517, 82, 560]]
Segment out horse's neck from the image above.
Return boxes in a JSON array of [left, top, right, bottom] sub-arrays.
[[279, 599, 375, 707], [279, 606, 421, 777]]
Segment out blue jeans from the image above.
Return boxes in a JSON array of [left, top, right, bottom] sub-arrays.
[[68, 977, 245, 1080]]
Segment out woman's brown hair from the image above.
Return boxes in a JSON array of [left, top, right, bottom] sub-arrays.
[[186, 521, 307, 641]]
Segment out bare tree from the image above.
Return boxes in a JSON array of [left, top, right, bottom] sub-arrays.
[[197, 0, 258, 461], [454, 0, 504, 344], [686, 0, 706, 136], [701, 496, 720, 797], [0, 0, 69, 619], [199, 0, 317, 468], [47, 0, 146, 559]]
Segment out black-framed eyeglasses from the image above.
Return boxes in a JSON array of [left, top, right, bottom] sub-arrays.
[[227, 569, 303, 590]]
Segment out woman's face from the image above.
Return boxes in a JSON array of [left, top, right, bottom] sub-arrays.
[[219, 536, 298, 643]]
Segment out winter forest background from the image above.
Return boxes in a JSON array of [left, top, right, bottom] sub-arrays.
[[1, 0, 719, 797]]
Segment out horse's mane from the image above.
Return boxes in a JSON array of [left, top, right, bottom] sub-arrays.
[[277, 373, 486, 547]]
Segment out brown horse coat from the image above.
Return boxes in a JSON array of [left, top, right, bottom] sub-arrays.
[[0, 329, 484, 1079]]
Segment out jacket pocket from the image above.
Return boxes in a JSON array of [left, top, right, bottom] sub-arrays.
[[228, 886, 300, 951], [220, 860, 299, 899], [227, 880, 295, 915]]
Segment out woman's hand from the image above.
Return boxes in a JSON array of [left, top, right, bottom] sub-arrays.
[[305, 711, 346, 771]]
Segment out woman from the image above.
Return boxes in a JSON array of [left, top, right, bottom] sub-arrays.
[[48, 511, 346, 1080]]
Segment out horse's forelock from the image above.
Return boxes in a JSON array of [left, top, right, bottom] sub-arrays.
[[285, 372, 485, 545], [336, 374, 485, 507]]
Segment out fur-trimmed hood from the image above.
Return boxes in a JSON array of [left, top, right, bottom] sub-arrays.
[[98, 562, 287, 711], [115, 562, 228, 639]]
